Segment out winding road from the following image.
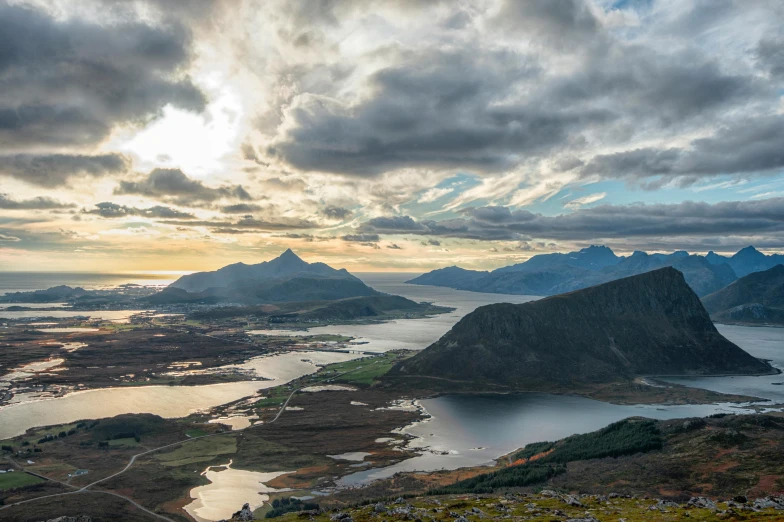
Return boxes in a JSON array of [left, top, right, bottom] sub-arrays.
[[0, 355, 381, 521]]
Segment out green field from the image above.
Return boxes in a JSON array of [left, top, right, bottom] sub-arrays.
[[312, 351, 410, 386], [0, 472, 45, 490], [108, 437, 140, 447], [154, 436, 236, 467]]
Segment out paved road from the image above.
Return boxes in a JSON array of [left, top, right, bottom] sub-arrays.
[[0, 355, 380, 520]]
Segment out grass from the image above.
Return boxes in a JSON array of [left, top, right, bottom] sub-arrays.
[[1, 423, 80, 447], [253, 386, 292, 408], [108, 437, 140, 447], [185, 429, 208, 438], [434, 418, 662, 494], [153, 436, 237, 467], [232, 435, 328, 473], [0, 472, 45, 490], [308, 351, 409, 387], [271, 493, 784, 522]]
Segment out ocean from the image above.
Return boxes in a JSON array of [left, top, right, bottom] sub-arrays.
[[0, 272, 185, 295]]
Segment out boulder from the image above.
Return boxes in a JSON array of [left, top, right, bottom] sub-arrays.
[[687, 497, 717, 510], [753, 496, 784, 510]]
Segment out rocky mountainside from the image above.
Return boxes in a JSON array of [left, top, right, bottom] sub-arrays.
[[392, 268, 771, 390], [408, 248, 737, 297], [170, 248, 358, 292], [150, 249, 382, 305], [493, 244, 621, 273], [702, 264, 784, 325], [0, 285, 88, 303], [550, 252, 737, 297], [406, 265, 488, 288], [706, 246, 784, 277]]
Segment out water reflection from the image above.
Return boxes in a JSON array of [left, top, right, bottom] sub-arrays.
[[0, 351, 360, 440], [338, 393, 754, 486], [185, 461, 291, 522]]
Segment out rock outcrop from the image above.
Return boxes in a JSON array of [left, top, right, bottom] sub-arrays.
[[702, 264, 784, 325], [392, 268, 772, 389]]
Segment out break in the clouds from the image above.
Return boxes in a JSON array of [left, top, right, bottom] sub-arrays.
[[2, 0, 784, 271]]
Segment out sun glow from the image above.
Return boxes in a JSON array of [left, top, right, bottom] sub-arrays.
[[116, 88, 245, 178]]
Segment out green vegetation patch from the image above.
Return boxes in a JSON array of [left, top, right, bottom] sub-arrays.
[[254, 386, 292, 408], [0, 471, 45, 491], [233, 435, 328, 472], [437, 418, 662, 494], [107, 437, 140, 447], [431, 464, 566, 495], [154, 436, 237, 467], [515, 417, 663, 464], [89, 414, 167, 442], [309, 351, 411, 387], [264, 496, 320, 518]]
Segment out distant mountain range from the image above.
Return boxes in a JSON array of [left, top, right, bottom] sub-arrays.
[[702, 265, 784, 326], [407, 245, 782, 298], [151, 249, 382, 305], [391, 268, 773, 391]]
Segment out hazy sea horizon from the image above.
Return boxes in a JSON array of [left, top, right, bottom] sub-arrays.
[[0, 271, 186, 295], [0, 271, 427, 296]]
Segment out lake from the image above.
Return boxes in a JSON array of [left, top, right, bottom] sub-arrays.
[[338, 393, 755, 487], [338, 321, 784, 486], [250, 273, 539, 352], [1, 271, 781, 486], [0, 351, 360, 440]]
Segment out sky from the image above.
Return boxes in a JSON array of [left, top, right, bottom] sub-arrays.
[[1, 0, 784, 272]]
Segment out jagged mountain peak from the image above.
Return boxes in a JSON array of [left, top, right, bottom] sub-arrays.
[[278, 248, 301, 260], [734, 245, 763, 257], [169, 248, 357, 293]]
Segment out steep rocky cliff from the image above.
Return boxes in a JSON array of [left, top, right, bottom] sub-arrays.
[[392, 268, 771, 389]]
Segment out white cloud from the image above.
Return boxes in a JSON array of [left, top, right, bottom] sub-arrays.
[[564, 192, 607, 209]]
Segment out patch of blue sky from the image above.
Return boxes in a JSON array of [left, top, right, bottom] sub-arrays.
[[403, 172, 482, 216], [608, 0, 653, 11], [523, 173, 784, 216]]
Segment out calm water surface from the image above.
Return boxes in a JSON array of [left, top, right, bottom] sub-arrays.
[[252, 273, 539, 352], [2, 271, 781, 487], [0, 272, 180, 294], [339, 322, 784, 485], [0, 351, 360, 439]]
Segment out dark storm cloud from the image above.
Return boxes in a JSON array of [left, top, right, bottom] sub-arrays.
[[269, 49, 616, 176], [320, 206, 353, 219], [263, 0, 770, 183], [220, 203, 266, 214], [582, 117, 784, 187], [757, 36, 784, 78], [492, 0, 603, 49], [0, 2, 205, 150], [547, 49, 754, 126], [160, 216, 318, 230], [0, 153, 129, 187], [84, 202, 195, 219], [356, 198, 784, 242], [115, 169, 253, 204], [0, 194, 75, 210], [342, 233, 380, 242]]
